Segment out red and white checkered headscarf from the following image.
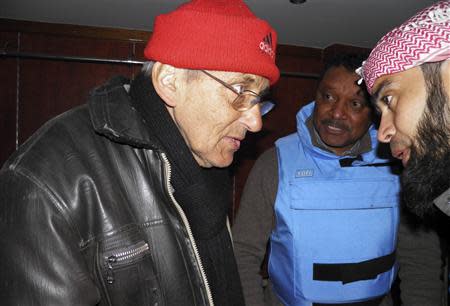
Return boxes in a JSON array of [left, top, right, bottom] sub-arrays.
[[358, 1, 450, 94]]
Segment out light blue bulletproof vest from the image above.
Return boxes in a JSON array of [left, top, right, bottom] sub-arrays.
[[269, 102, 400, 306]]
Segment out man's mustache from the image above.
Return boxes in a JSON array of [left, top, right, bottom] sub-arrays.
[[321, 119, 351, 132]]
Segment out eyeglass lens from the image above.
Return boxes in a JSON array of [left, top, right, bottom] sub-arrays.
[[233, 94, 275, 116]]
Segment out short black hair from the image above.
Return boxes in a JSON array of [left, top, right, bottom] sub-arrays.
[[319, 53, 368, 82]]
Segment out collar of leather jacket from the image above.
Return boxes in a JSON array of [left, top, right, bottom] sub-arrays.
[[87, 76, 160, 150]]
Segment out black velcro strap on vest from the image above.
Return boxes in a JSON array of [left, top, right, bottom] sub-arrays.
[[313, 295, 384, 306], [313, 251, 396, 284]]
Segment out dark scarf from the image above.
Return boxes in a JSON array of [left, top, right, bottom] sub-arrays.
[[129, 73, 244, 306]]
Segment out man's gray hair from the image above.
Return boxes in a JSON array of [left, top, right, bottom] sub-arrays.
[[141, 61, 201, 82], [141, 61, 155, 77]]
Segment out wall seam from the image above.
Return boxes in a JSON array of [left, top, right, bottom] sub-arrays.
[[15, 32, 20, 150]]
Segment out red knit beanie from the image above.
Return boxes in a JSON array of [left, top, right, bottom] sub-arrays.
[[144, 0, 280, 85]]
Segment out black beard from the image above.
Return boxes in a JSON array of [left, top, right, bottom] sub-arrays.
[[401, 63, 450, 218], [401, 139, 450, 218]]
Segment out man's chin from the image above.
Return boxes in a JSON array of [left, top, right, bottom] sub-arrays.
[[401, 148, 450, 218], [208, 156, 234, 169]]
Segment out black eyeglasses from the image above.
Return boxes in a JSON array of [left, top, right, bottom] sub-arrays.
[[200, 70, 275, 116]]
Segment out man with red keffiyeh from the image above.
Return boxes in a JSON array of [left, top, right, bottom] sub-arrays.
[[359, 2, 450, 304], [358, 1, 450, 219]]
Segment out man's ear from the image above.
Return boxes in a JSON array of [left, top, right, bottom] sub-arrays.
[[152, 62, 177, 107]]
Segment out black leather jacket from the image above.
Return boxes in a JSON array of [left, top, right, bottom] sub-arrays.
[[0, 76, 214, 306]]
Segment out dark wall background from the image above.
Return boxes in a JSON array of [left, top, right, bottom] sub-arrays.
[[0, 18, 369, 221]]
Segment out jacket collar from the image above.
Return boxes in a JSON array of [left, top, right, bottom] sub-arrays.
[[87, 76, 160, 150]]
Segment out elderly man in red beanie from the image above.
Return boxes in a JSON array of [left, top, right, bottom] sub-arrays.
[[358, 1, 450, 219], [0, 1, 279, 305]]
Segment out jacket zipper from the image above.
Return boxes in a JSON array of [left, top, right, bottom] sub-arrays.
[[160, 153, 214, 306], [106, 241, 150, 284]]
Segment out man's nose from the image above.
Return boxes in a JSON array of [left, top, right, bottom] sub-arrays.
[[377, 112, 396, 143], [240, 105, 263, 133], [330, 100, 347, 120]]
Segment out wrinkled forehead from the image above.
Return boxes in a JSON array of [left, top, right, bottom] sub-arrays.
[[359, 1, 450, 94], [239, 73, 269, 87], [224, 71, 270, 89]]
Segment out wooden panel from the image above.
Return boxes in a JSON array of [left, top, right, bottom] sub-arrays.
[[0, 31, 18, 166], [323, 43, 371, 60], [133, 41, 147, 61], [132, 41, 148, 77], [18, 33, 135, 144], [0, 18, 150, 42], [276, 44, 323, 74]]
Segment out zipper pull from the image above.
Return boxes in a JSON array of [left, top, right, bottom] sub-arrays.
[[106, 255, 117, 284]]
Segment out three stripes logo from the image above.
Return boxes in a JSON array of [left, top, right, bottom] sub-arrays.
[[259, 32, 275, 59]]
